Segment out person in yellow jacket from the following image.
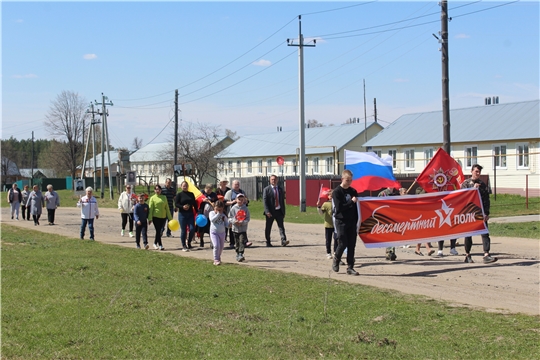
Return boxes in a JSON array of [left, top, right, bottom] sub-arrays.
[[148, 185, 172, 250]]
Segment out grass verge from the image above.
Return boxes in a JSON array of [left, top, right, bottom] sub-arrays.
[[2, 225, 539, 359]]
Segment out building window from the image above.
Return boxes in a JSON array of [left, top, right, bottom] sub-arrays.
[[227, 161, 233, 175], [465, 146, 478, 168], [388, 150, 397, 169], [424, 148, 434, 166], [278, 164, 284, 174], [404, 149, 415, 170], [313, 157, 319, 174], [373, 150, 382, 158], [257, 160, 263, 174], [305, 157, 309, 174], [517, 143, 529, 169], [266, 160, 272, 175], [493, 145, 507, 169], [292, 158, 297, 175], [236, 160, 241, 176], [247, 160, 253, 174], [326, 157, 333, 173]]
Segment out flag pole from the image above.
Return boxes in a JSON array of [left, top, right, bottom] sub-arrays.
[[406, 180, 418, 194]]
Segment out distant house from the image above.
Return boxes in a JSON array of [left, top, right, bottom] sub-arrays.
[[79, 150, 121, 179], [1, 156, 21, 186], [130, 136, 234, 186], [363, 100, 539, 196], [216, 121, 384, 181], [19, 168, 51, 179]]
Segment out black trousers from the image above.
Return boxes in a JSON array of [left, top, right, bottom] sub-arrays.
[[121, 213, 134, 232], [264, 211, 287, 243], [464, 222, 491, 254], [325, 227, 337, 254], [136, 221, 148, 246], [152, 217, 167, 247], [47, 209, 56, 224], [438, 239, 457, 251], [21, 205, 30, 220], [334, 219, 358, 268]]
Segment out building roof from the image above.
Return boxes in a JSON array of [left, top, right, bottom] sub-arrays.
[[130, 136, 233, 163], [83, 151, 119, 168], [364, 100, 539, 147], [19, 168, 50, 178], [218, 122, 381, 158], [130, 143, 172, 163], [1, 157, 20, 176]]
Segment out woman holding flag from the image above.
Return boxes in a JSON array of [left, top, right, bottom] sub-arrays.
[[175, 180, 198, 252]]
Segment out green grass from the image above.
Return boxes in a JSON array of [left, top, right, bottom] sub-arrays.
[[488, 222, 540, 239], [2, 225, 539, 359]]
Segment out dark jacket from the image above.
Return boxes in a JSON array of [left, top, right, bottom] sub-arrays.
[[8, 188, 22, 203], [332, 185, 359, 222], [461, 178, 490, 216], [263, 184, 286, 217], [175, 191, 198, 215], [161, 185, 177, 212]]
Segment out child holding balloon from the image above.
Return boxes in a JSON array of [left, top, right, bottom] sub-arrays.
[[133, 194, 149, 249], [228, 193, 250, 262], [208, 200, 229, 265]]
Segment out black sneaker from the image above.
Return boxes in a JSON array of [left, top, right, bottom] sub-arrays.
[[483, 255, 498, 264], [464, 255, 474, 263], [346, 268, 359, 276], [266, 242, 273, 247], [332, 258, 340, 272]]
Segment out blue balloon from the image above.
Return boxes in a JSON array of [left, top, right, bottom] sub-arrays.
[[196, 214, 208, 227]]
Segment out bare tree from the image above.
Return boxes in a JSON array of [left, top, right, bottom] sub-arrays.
[[307, 119, 324, 128], [162, 122, 228, 187], [37, 140, 72, 177], [45, 91, 89, 179], [225, 128, 239, 140], [132, 137, 143, 151]]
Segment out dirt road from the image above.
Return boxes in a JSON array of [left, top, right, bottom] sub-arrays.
[[3, 207, 539, 315]]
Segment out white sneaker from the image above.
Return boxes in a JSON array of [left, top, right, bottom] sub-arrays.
[[153, 244, 159, 250], [121, 230, 125, 237], [437, 250, 444, 257], [450, 248, 459, 256], [326, 253, 333, 259], [129, 232, 134, 238]]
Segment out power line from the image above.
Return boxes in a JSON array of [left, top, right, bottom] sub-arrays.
[[301, 1, 377, 16]]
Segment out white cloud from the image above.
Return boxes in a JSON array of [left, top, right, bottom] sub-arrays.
[[83, 54, 97, 60], [455, 33, 470, 39], [252, 59, 271, 67], [15, 19, 23, 23], [12, 74, 37, 79], [394, 78, 409, 83]]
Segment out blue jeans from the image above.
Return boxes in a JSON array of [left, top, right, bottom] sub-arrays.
[[80, 218, 95, 240], [178, 212, 195, 247]]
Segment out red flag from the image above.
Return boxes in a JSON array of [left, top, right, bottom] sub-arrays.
[[416, 148, 464, 192], [318, 184, 331, 202]]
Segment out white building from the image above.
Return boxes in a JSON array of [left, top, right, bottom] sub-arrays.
[[216, 121, 384, 181], [363, 100, 539, 196]]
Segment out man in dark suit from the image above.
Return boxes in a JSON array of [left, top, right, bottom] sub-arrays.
[[263, 174, 288, 247]]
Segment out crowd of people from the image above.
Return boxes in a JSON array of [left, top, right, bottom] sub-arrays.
[[8, 164, 497, 269]]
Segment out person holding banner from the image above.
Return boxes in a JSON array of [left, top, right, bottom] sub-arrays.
[[332, 169, 360, 276], [263, 174, 288, 247], [460, 164, 497, 264], [175, 181, 198, 251]]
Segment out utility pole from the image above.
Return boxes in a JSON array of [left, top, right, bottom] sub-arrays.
[[95, 93, 113, 199], [288, 15, 315, 212], [440, 0, 451, 154], [174, 89, 179, 189], [31, 131, 34, 187], [373, 98, 378, 123], [83, 103, 101, 191], [363, 79, 367, 144]]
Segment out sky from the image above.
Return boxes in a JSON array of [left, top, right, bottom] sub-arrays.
[[2, 0, 539, 151]]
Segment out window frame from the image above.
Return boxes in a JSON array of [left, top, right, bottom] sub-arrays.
[[325, 156, 334, 174], [464, 146, 478, 169], [388, 149, 397, 170], [423, 147, 434, 166], [493, 144, 507, 169], [247, 160, 253, 174], [404, 149, 415, 171], [516, 143, 530, 169]]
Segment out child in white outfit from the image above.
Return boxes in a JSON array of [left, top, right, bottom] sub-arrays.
[[209, 200, 229, 265]]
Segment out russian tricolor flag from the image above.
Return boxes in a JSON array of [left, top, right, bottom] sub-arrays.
[[344, 150, 400, 192]]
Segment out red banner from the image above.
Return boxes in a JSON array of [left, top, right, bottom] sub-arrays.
[[416, 148, 464, 192], [358, 188, 488, 248]]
